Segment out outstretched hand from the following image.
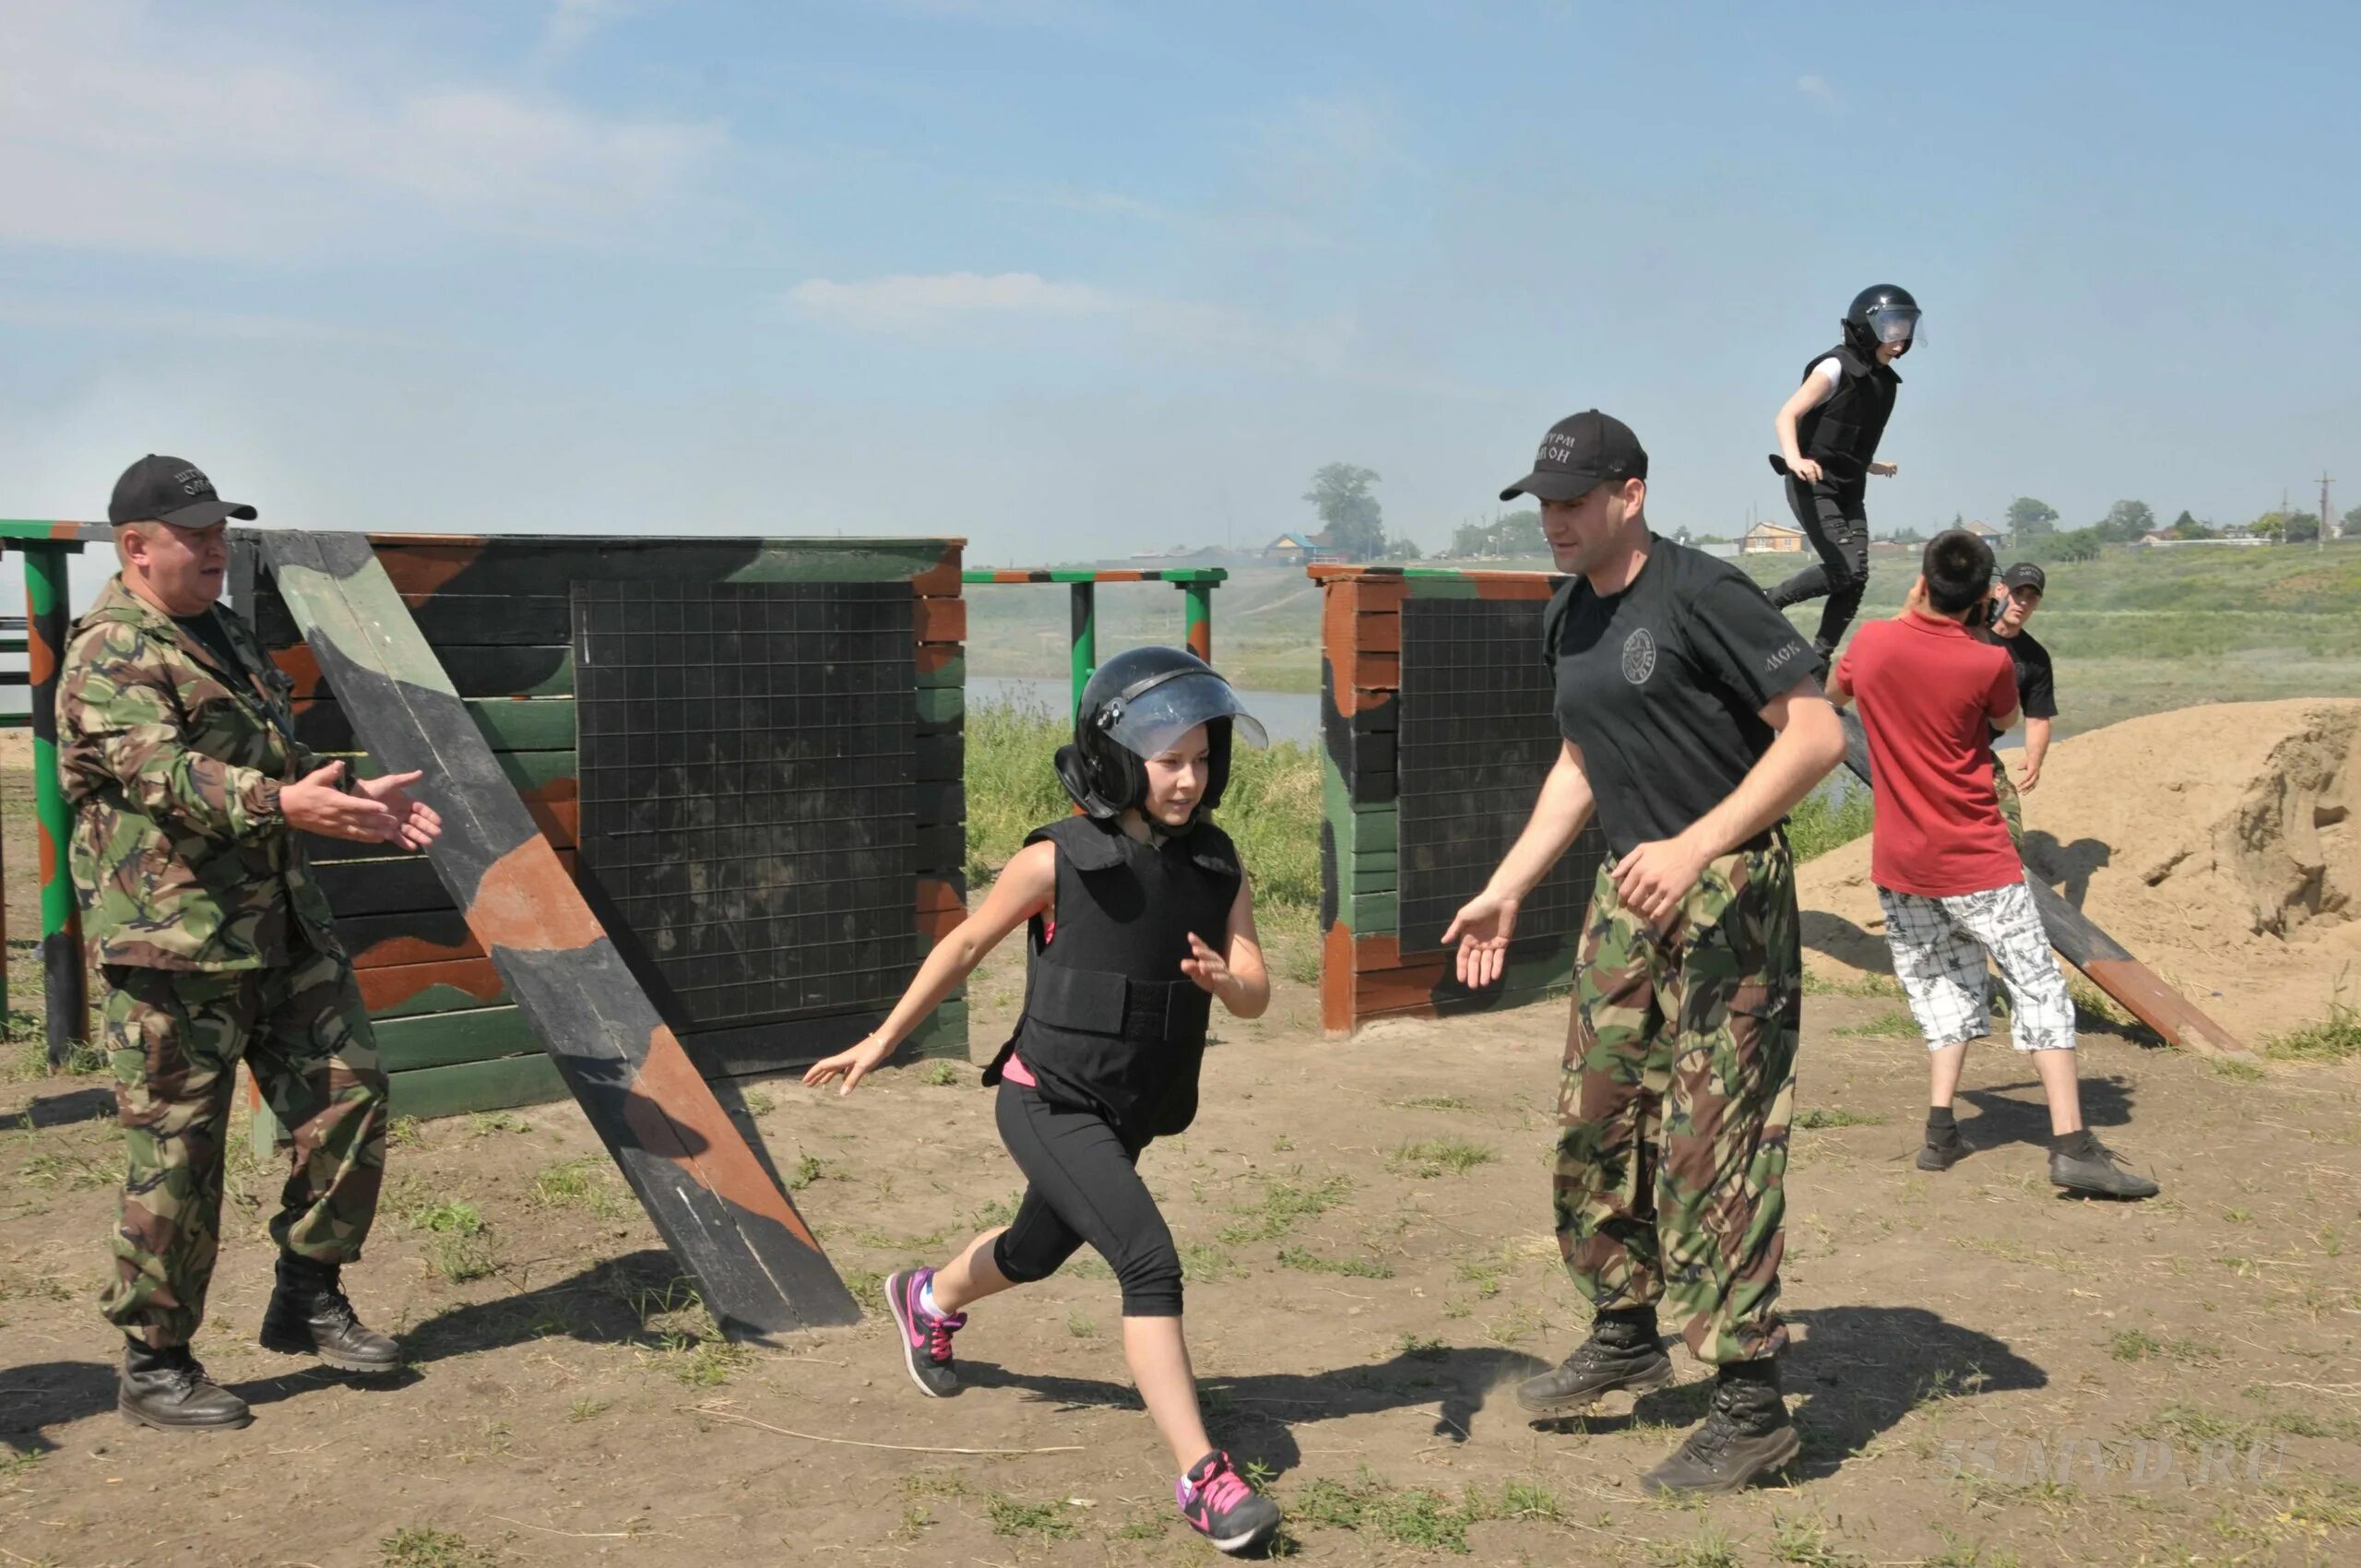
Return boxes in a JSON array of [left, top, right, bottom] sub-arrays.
[[1442, 889, 1520, 990], [802, 1033, 894, 1096], [353, 769, 443, 849], [1180, 932, 1232, 997]]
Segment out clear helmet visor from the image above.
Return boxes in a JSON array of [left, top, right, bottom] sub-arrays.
[[1099, 670, 1269, 759], [1869, 307, 1920, 346]]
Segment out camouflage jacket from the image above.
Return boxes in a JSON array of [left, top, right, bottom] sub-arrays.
[[60, 575, 339, 969]]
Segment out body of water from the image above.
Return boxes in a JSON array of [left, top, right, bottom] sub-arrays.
[[967, 674, 1323, 748]]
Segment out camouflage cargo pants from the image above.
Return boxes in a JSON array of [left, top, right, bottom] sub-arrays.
[[1553, 836, 1801, 1365], [1992, 756, 2023, 849], [99, 940, 387, 1348]]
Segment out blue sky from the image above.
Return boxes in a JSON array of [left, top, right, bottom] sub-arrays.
[[2, 0, 2355, 577]]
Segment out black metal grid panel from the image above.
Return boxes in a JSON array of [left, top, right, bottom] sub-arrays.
[[1394, 598, 1605, 957], [573, 581, 918, 1032]]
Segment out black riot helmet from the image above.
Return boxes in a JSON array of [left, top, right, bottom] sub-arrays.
[[1054, 646, 1269, 823], [1844, 283, 1921, 357]]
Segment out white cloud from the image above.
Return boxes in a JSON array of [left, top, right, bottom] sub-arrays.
[[785, 271, 1121, 329], [0, 0, 723, 257], [1797, 75, 1842, 112]]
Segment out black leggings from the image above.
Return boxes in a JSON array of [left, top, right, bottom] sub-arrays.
[[990, 1081, 1183, 1317], [1767, 475, 1870, 655]]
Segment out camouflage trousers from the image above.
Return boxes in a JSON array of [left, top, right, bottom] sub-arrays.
[[1992, 757, 2023, 849], [1553, 835, 1801, 1365], [99, 940, 387, 1348]]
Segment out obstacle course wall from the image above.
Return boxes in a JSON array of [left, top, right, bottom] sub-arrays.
[[1314, 564, 1610, 1033], [231, 534, 968, 1118]]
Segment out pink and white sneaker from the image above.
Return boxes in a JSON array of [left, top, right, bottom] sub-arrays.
[[1177, 1449, 1282, 1555], [884, 1267, 967, 1397]]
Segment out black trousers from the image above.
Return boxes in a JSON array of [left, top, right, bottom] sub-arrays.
[[1767, 475, 1870, 654], [990, 1081, 1184, 1317]]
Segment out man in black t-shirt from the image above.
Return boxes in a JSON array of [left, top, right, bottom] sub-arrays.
[[1443, 410, 1845, 1495], [1977, 562, 2056, 846]]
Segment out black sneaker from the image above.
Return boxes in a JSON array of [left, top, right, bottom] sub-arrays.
[[1516, 1321, 1673, 1417], [259, 1255, 402, 1372], [1917, 1128, 1970, 1171], [2049, 1132, 2159, 1199], [1177, 1450, 1282, 1557], [119, 1342, 253, 1432], [1640, 1374, 1800, 1495]]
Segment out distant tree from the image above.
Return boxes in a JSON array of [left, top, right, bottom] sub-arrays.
[[1499, 509, 1546, 556], [2052, 527, 2104, 563], [2006, 497, 2060, 546], [1381, 534, 1425, 562], [1450, 520, 1490, 557], [2343, 504, 2361, 539], [2166, 512, 2211, 540], [2278, 511, 2321, 543], [1304, 464, 1386, 561], [1884, 524, 1926, 545], [2096, 499, 2155, 543]]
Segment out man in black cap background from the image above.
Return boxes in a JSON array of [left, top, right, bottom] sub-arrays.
[[1766, 284, 1921, 670], [60, 456, 442, 1431], [1977, 562, 2055, 845], [1442, 410, 1845, 1493]]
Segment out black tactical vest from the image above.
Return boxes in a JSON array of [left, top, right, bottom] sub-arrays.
[[984, 814, 1242, 1138], [1793, 343, 1901, 483]]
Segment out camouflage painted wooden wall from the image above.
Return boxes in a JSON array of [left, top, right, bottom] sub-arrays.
[[1311, 564, 1609, 1034], [230, 533, 967, 1118]]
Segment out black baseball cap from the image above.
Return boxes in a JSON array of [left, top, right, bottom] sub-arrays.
[[2000, 562, 2047, 594], [1500, 410, 1649, 504], [108, 455, 257, 530]]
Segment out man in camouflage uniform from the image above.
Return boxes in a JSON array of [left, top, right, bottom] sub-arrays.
[[63, 455, 442, 1431], [1445, 412, 1845, 1493]]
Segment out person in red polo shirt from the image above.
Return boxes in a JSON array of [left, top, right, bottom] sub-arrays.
[[1830, 529, 2157, 1199]]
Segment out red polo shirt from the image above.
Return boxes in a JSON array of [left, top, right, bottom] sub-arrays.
[[1833, 612, 2023, 897]]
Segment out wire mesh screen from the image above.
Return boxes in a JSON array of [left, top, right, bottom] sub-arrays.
[[573, 581, 919, 1032], [1394, 598, 1606, 956]]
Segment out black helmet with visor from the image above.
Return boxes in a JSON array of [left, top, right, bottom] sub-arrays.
[[1054, 646, 1268, 823], [1845, 283, 1921, 356]]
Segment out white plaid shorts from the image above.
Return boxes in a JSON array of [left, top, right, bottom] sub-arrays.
[[1875, 878, 2076, 1052]]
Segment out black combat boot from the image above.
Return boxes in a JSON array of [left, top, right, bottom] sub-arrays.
[[1516, 1308, 1673, 1417], [1917, 1107, 1970, 1172], [259, 1253, 401, 1372], [119, 1341, 253, 1431], [1641, 1359, 1801, 1494], [2048, 1130, 2159, 1199]]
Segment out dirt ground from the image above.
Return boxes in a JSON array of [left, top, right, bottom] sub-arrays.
[[6, 733, 2361, 1568]]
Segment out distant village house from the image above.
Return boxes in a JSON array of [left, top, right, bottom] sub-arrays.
[[1263, 530, 1331, 566], [1740, 520, 1805, 555]]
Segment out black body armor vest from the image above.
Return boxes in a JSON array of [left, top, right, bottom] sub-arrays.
[[1791, 343, 1901, 484], [984, 814, 1242, 1138]]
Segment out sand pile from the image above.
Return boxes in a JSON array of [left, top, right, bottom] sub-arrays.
[[1799, 698, 2361, 1044]]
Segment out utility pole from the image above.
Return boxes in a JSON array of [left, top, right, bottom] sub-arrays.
[[2321, 471, 2334, 552]]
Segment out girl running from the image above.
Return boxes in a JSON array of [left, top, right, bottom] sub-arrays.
[[803, 646, 1283, 1556]]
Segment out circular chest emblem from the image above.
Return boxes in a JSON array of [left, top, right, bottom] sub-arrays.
[[1619, 627, 1657, 685]]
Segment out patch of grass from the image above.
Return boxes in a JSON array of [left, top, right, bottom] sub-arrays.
[[2261, 1002, 2361, 1063], [1453, 1258, 1504, 1298], [385, 1114, 425, 1147], [1277, 1245, 1394, 1279], [1801, 969, 1904, 1000], [466, 1111, 528, 1136], [566, 1396, 612, 1422], [1834, 1008, 1919, 1039], [1771, 1512, 1866, 1567], [1495, 1479, 1562, 1521], [636, 1280, 749, 1386], [1066, 1311, 1098, 1338], [984, 1493, 1080, 1542], [1220, 1170, 1349, 1243], [841, 1269, 884, 1314], [1389, 1094, 1477, 1112], [379, 1526, 498, 1567], [740, 1087, 776, 1117], [1647, 1523, 1744, 1568], [2212, 1055, 2268, 1082], [1180, 1241, 1238, 1282], [786, 1153, 833, 1190], [405, 1197, 495, 1282], [528, 1159, 626, 1219], [1, 1447, 45, 1483], [1387, 1138, 1495, 1178], [1927, 1529, 2021, 1568], [1394, 1333, 1446, 1360], [1793, 1106, 1886, 1129], [21, 1146, 115, 1192], [922, 1060, 961, 1087], [1787, 781, 1874, 864], [2108, 1328, 2221, 1365], [1283, 1470, 1489, 1554], [968, 1191, 1023, 1229]]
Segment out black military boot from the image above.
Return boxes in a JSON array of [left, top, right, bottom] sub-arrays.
[[1641, 1360, 1801, 1494], [2048, 1130, 2159, 1199], [1917, 1108, 1970, 1172], [259, 1253, 401, 1372], [119, 1341, 253, 1431], [1516, 1309, 1673, 1417]]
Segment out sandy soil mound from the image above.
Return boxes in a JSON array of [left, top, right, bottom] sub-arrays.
[[1800, 698, 2361, 1045]]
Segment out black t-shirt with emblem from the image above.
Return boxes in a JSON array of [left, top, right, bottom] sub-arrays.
[[1541, 537, 1817, 859]]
